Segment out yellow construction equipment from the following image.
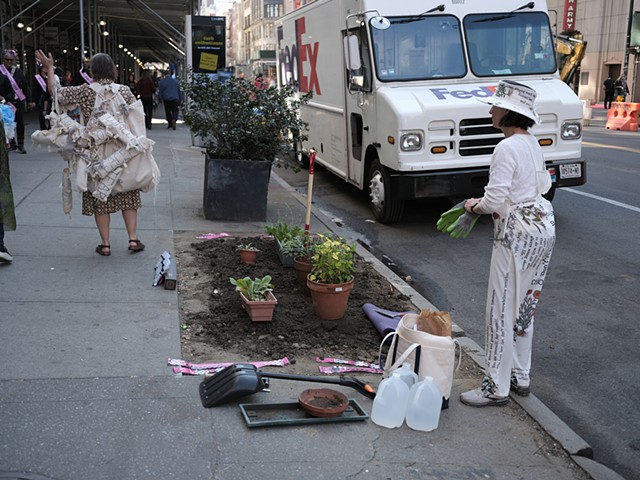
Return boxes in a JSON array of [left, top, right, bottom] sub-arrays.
[[556, 31, 587, 88]]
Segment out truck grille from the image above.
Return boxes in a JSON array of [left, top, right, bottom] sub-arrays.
[[459, 118, 502, 157]]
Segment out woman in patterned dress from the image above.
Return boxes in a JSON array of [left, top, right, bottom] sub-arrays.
[[35, 50, 145, 257]]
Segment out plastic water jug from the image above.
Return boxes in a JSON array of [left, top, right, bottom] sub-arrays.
[[394, 363, 419, 389], [371, 370, 410, 428], [405, 376, 442, 432]]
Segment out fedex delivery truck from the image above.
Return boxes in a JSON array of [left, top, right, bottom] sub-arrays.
[[276, 0, 586, 223]]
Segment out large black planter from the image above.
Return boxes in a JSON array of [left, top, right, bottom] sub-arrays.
[[203, 157, 272, 221]]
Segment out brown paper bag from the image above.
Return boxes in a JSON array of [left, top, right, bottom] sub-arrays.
[[415, 309, 452, 337]]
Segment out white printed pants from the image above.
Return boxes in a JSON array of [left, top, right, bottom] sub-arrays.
[[484, 200, 555, 397]]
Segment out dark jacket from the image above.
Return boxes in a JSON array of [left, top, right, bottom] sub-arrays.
[[136, 78, 156, 98], [3, 67, 30, 104], [0, 73, 16, 103]]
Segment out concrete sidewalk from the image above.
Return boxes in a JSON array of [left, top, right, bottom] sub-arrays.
[[0, 112, 619, 480]]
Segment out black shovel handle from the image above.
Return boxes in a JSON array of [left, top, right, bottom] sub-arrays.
[[258, 371, 376, 399]]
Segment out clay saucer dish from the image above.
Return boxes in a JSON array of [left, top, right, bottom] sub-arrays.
[[298, 388, 349, 418]]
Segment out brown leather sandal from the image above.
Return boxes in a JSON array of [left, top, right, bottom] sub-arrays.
[[96, 245, 111, 256], [128, 239, 145, 252]]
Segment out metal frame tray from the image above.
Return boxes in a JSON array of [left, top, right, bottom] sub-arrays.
[[239, 399, 369, 428]]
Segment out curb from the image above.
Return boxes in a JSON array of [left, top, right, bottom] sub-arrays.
[[271, 170, 626, 480]]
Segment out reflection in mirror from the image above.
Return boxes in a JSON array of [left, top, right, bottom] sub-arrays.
[[343, 34, 362, 70]]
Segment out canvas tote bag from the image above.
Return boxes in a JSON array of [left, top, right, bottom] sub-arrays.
[[379, 313, 458, 408]]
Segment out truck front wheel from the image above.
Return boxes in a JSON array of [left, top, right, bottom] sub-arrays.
[[368, 159, 405, 223]]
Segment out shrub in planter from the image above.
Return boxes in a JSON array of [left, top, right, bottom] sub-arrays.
[[181, 73, 313, 221], [307, 234, 357, 320], [309, 234, 356, 285]]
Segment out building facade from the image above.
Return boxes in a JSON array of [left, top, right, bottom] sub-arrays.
[[547, 0, 639, 103], [225, 0, 639, 103]]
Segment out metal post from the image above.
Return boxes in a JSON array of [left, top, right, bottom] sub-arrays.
[[79, 0, 86, 64], [0, 4, 4, 52], [632, 48, 639, 102], [624, 0, 635, 78]]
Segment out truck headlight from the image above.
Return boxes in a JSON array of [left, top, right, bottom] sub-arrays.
[[400, 132, 423, 151], [561, 121, 582, 140]]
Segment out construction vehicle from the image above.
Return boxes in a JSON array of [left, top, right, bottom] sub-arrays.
[[556, 31, 587, 88], [277, 0, 586, 223]]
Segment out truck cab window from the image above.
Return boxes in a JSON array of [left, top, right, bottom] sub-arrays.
[[465, 12, 556, 77], [370, 15, 466, 81]]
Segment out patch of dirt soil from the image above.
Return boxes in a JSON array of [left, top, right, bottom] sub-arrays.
[[174, 232, 483, 378]]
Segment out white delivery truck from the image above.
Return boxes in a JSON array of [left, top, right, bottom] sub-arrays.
[[276, 0, 586, 223]]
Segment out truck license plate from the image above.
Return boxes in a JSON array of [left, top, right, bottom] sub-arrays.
[[559, 163, 581, 179]]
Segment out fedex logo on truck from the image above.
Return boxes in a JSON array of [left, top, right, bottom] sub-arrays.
[[429, 86, 496, 100], [277, 17, 322, 94]]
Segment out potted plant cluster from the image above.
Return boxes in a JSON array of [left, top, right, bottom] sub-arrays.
[[292, 233, 322, 291], [230, 275, 278, 322], [236, 243, 260, 265], [265, 222, 305, 267], [181, 73, 312, 222], [307, 234, 357, 320]]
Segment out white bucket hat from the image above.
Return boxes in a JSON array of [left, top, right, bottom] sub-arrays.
[[478, 80, 540, 124]]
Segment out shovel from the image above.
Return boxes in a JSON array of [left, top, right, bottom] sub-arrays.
[[199, 363, 376, 407]]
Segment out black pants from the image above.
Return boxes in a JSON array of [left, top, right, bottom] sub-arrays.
[[604, 91, 614, 109], [141, 96, 154, 129], [163, 99, 180, 125], [9, 101, 25, 147]]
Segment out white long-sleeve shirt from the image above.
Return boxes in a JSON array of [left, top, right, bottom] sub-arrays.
[[474, 133, 544, 214]]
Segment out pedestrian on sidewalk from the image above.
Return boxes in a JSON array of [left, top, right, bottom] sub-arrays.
[[614, 75, 629, 102], [33, 64, 52, 130], [460, 80, 555, 407], [0, 116, 16, 263], [0, 50, 30, 154], [136, 70, 156, 130], [35, 49, 148, 257], [603, 75, 615, 109], [158, 70, 181, 130]]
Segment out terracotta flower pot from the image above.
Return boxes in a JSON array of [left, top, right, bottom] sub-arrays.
[[239, 291, 278, 322], [293, 256, 313, 291], [307, 276, 355, 321], [239, 248, 259, 265]]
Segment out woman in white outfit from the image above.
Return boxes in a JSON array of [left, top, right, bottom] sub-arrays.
[[460, 80, 555, 407]]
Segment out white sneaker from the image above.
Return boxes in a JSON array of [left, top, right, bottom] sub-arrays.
[[0, 246, 13, 263], [460, 388, 508, 407]]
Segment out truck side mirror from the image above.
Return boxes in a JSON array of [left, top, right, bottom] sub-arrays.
[[344, 34, 363, 91], [344, 34, 362, 70]]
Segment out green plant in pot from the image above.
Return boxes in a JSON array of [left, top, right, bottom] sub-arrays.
[[265, 221, 305, 242], [307, 234, 357, 320], [293, 233, 320, 289], [230, 275, 278, 322], [236, 243, 259, 265], [266, 222, 306, 267], [181, 73, 312, 222]]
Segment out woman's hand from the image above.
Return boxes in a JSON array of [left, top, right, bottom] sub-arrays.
[[35, 50, 54, 70], [464, 197, 481, 214]]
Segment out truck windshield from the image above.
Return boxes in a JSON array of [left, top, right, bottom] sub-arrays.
[[370, 15, 466, 81], [464, 12, 556, 77]]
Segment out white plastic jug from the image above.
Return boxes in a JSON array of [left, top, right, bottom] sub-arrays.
[[405, 376, 442, 432], [395, 362, 419, 389], [371, 370, 410, 428]]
